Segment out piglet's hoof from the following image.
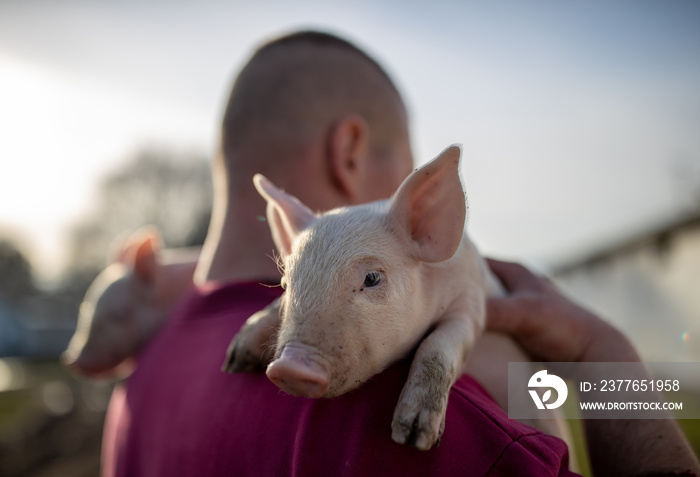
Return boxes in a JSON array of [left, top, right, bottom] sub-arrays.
[[222, 297, 281, 373], [390, 355, 452, 450], [391, 400, 446, 451]]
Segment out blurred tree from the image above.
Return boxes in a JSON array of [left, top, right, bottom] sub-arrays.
[[0, 239, 35, 303], [60, 148, 212, 293]]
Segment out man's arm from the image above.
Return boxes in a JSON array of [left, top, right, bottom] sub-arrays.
[[486, 259, 699, 477]]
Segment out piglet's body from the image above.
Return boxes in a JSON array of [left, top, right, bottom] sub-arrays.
[[226, 145, 495, 450]]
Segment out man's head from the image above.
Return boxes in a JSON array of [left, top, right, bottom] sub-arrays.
[[219, 31, 413, 210]]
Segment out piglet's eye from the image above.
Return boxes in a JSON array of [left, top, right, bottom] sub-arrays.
[[363, 271, 383, 288]]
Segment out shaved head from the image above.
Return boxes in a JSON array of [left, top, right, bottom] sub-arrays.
[[199, 31, 414, 284], [221, 31, 409, 186]]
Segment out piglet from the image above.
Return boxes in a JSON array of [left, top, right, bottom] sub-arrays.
[[225, 145, 497, 450], [62, 229, 197, 378]]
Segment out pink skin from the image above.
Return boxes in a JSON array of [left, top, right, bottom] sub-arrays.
[[230, 145, 490, 450]]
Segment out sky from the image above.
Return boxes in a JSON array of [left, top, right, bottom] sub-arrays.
[[1, 0, 699, 282]]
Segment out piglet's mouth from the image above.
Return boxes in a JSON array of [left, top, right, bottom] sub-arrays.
[[266, 343, 331, 398]]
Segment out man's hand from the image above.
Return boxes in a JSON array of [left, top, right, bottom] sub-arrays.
[[486, 258, 638, 363], [485, 258, 699, 476]]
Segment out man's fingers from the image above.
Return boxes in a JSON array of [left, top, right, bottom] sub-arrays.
[[486, 258, 547, 293]]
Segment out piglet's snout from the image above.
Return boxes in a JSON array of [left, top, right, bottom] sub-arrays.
[[266, 344, 329, 398]]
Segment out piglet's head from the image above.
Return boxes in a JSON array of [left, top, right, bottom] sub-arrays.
[[255, 145, 466, 398], [62, 228, 162, 377]]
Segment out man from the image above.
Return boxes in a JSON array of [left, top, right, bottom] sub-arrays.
[[101, 31, 698, 476], [102, 31, 572, 476]]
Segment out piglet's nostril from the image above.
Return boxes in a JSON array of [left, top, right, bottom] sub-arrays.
[[266, 346, 329, 398]]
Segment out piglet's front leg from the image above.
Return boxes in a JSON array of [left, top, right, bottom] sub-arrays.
[[391, 310, 482, 450], [222, 296, 282, 373]]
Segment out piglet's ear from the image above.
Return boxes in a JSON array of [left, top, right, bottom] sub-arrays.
[[113, 228, 161, 283], [254, 174, 317, 258], [389, 145, 466, 263], [133, 231, 160, 283]]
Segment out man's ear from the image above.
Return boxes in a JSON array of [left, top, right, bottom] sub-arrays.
[[327, 115, 369, 202], [388, 145, 466, 263], [253, 174, 317, 258]]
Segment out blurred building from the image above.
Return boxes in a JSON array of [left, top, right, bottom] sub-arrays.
[[553, 212, 700, 368], [0, 296, 73, 359], [0, 301, 28, 357]]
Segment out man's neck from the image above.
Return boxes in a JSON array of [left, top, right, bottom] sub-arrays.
[[194, 198, 282, 286], [194, 148, 344, 286]]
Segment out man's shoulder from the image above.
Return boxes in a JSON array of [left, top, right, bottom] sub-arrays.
[[112, 282, 574, 476]]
